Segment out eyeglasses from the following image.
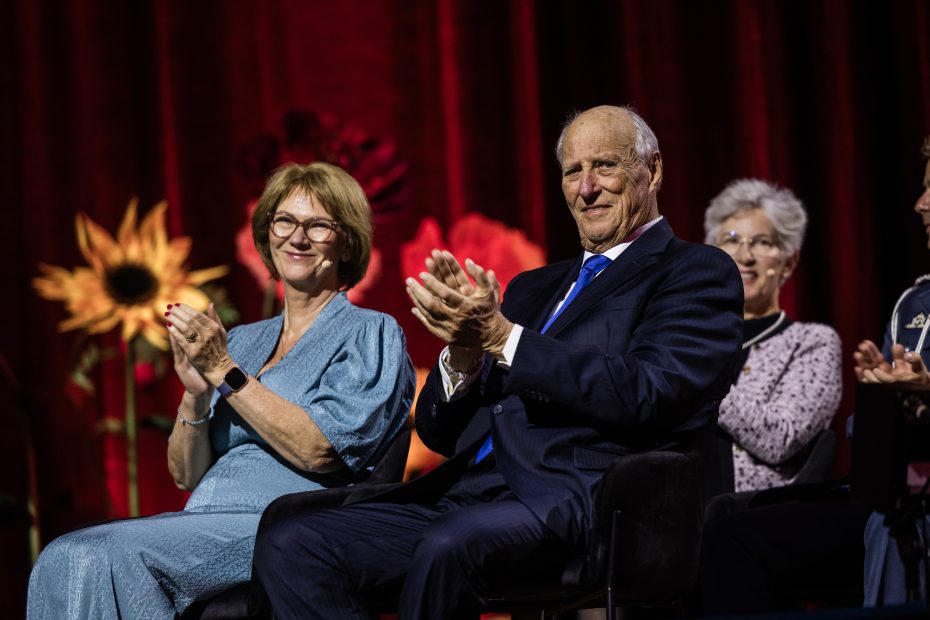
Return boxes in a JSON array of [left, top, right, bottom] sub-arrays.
[[716, 232, 782, 257], [268, 213, 341, 243]]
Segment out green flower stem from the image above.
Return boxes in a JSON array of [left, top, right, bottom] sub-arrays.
[[262, 283, 277, 320], [125, 341, 139, 518], [22, 421, 40, 565]]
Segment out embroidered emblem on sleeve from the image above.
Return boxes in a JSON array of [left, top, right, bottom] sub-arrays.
[[905, 312, 928, 329]]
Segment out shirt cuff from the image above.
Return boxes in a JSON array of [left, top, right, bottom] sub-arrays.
[[495, 324, 523, 371], [438, 347, 484, 402]]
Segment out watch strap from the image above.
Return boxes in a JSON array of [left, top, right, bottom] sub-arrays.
[[218, 366, 249, 397]]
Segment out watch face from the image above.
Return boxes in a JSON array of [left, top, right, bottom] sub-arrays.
[[224, 367, 249, 391]]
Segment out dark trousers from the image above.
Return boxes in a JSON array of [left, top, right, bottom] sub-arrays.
[[253, 468, 577, 620], [698, 500, 874, 616]]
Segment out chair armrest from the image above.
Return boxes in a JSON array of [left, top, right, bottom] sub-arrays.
[[748, 480, 850, 509], [704, 491, 758, 523]]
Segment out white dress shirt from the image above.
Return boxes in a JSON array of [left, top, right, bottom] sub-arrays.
[[438, 216, 663, 401]]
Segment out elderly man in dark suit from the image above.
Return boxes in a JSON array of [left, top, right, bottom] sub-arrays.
[[253, 105, 744, 620]]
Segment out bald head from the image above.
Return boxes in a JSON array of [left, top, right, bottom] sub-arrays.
[[555, 105, 660, 170]]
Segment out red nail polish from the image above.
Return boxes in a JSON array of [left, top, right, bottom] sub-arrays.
[[164, 312, 170, 317], [166, 321, 172, 327]]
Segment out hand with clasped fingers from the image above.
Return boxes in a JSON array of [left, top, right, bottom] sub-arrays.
[[406, 249, 514, 371], [854, 340, 930, 388], [166, 302, 236, 389]]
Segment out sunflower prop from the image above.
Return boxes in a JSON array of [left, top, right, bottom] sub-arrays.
[[33, 199, 228, 517], [34, 198, 228, 349]]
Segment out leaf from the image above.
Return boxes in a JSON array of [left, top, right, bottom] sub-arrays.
[[69, 371, 96, 396], [199, 284, 241, 327], [132, 336, 165, 364], [152, 355, 166, 379], [96, 418, 124, 434], [141, 415, 175, 436]]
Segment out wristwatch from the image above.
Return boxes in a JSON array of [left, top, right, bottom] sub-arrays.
[[217, 366, 249, 397], [441, 348, 482, 382]]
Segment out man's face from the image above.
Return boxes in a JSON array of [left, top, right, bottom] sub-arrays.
[[916, 159, 930, 249], [560, 109, 660, 253]]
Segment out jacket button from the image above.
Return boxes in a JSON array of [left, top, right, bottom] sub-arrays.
[[492, 405, 503, 414], [431, 404, 437, 418]]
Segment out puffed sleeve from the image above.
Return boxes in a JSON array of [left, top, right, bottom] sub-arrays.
[[297, 315, 416, 473]]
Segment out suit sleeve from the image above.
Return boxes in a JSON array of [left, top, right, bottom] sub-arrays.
[[414, 273, 530, 456], [415, 360, 486, 457], [504, 246, 743, 433]]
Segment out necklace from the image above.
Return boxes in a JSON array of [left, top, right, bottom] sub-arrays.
[[742, 311, 786, 350], [277, 331, 295, 361]]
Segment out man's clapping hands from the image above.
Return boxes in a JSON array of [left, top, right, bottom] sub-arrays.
[[405, 250, 514, 371], [854, 340, 930, 387]]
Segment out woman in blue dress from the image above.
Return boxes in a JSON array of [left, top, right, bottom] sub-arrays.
[[27, 162, 416, 619]]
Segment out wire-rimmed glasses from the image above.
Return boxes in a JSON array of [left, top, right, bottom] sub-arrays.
[[716, 232, 782, 257], [268, 213, 341, 243]]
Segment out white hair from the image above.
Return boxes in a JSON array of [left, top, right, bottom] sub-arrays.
[[554, 106, 660, 168], [703, 179, 808, 258]]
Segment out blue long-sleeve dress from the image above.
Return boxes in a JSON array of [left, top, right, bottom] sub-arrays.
[[27, 292, 416, 619]]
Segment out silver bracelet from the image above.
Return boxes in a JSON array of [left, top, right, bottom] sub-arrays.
[[178, 405, 209, 425]]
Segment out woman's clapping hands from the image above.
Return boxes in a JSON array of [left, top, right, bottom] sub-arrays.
[[167, 303, 235, 389]]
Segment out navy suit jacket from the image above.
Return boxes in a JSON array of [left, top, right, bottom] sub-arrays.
[[368, 219, 743, 547]]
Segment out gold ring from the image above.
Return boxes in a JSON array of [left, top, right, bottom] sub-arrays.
[[185, 333, 197, 343]]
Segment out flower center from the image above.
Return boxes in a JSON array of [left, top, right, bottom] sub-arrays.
[[106, 265, 158, 305]]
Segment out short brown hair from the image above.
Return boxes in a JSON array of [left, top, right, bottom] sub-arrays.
[[252, 162, 373, 289]]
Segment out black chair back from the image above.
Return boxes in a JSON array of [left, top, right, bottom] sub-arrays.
[[791, 428, 836, 486]]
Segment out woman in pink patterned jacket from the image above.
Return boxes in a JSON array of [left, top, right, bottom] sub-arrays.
[[704, 179, 842, 501]]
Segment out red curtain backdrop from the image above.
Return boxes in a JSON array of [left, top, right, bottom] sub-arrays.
[[2, 0, 930, 612]]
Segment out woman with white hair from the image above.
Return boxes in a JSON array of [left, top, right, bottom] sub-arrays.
[[704, 179, 842, 511]]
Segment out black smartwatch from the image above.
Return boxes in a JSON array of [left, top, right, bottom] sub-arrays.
[[217, 366, 249, 397]]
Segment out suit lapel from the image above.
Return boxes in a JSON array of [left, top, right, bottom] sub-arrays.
[[543, 219, 675, 339], [502, 258, 580, 332]]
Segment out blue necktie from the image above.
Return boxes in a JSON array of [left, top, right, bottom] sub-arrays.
[[475, 254, 612, 463]]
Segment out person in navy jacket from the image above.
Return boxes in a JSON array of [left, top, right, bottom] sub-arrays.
[[253, 105, 744, 620], [854, 135, 930, 605]]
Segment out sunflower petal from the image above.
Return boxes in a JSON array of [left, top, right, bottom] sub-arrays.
[[185, 265, 229, 286], [171, 286, 212, 311], [85, 312, 123, 334], [139, 201, 169, 259], [118, 198, 147, 263], [33, 264, 74, 300], [119, 308, 146, 342], [76, 214, 115, 273], [157, 237, 192, 274], [140, 320, 169, 350]]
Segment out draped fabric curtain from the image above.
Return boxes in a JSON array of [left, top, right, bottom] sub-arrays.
[[2, 0, 929, 610]]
